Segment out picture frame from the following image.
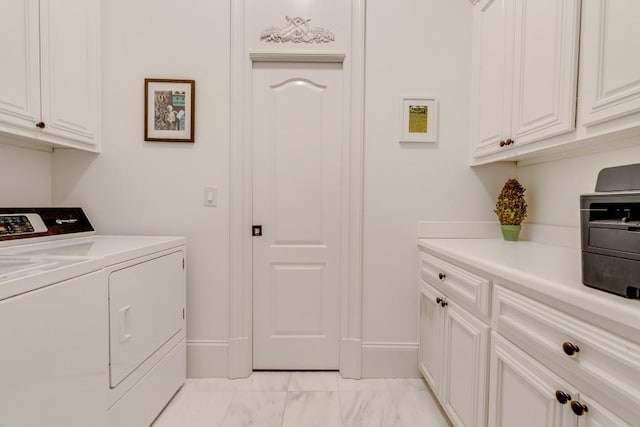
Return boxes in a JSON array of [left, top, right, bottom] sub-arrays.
[[144, 78, 195, 142], [399, 96, 438, 143]]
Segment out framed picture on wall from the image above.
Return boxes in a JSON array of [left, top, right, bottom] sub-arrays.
[[144, 79, 195, 142], [399, 96, 438, 143]]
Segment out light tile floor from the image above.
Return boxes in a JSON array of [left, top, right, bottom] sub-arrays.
[[152, 372, 451, 427]]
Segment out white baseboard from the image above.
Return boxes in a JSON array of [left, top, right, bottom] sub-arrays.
[[340, 338, 363, 379], [417, 221, 500, 239], [228, 337, 252, 379], [186, 340, 229, 378], [362, 342, 420, 378]]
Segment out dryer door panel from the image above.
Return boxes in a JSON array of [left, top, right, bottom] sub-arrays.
[[109, 251, 184, 387]]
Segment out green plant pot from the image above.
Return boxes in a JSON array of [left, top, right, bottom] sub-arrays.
[[501, 225, 522, 241]]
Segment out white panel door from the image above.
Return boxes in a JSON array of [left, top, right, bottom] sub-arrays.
[[0, 0, 41, 134], [39, 0, 99, 145], [510, 0, 580, 145], [578, 0, 640, 126], [441, 301, 490, 427], [488, 334, 577, 427], [470, 0, 513, 158], [252, 62, 343, 369]]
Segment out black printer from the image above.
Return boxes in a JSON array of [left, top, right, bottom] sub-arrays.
[[581, 163, 640, 298]]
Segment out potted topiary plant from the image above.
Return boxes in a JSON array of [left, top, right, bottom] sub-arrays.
[[495, 178, 527, 241]]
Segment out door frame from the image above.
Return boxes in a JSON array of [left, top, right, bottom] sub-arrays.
[[228, 0, 366, 378]]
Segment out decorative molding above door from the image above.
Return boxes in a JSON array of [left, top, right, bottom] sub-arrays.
[[260, 16, 335, 44]]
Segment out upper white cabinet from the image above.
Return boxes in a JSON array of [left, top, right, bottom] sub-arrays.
[[510, 0, 580, 144], [0, 0, 100, 152], [578, 0, 640, 128], [469, 0, 513, 158], [471, 0, 581, 159]]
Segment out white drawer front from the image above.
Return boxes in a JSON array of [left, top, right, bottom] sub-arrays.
[[493, 285, 640, 417], [420, 251, 491, 317]]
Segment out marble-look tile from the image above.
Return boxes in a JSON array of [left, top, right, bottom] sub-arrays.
[[282, 391, 342, 427], [386, 378, 428, 392], [288, 371, 339, 391], [152, 391, 234, 427], [340, 391, 401, 427], [337, 376, 389, 391], [392, 391, 451, 427], [181, 377, 238, 392], [233, 371, 291, 391], [220, 392, 287, 427]]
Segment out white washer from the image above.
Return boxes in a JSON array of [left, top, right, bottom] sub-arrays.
[[0, 208, 186, 427]]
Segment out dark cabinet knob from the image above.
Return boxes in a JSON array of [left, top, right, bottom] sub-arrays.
[[499, 140, 506, 147], [438, 272, 446, 280], [436, 297, 442, 304], [562, 342, 580, 356], [440, 299, 448, 308], [570, 401, 588, 416], [506, 138, 514, 146], [35, 121, 46, 129], [555, 390, 571, 405]]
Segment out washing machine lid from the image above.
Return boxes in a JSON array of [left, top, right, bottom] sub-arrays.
[[0, 256, 84, 281], [2, 236, 186, 266], [0, 255, 104, 300]]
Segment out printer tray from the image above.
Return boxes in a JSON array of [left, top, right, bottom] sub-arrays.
[[582, 252, 640, 298]]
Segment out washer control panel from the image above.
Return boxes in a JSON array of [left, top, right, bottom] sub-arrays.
[[0, 214, 48, 236]]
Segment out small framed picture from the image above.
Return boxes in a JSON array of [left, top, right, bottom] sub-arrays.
[[145, 79, 195, 142], [399, 96, 438, 143]]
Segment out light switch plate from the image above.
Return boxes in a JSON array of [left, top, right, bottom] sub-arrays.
[[204, 186, 217, 207]]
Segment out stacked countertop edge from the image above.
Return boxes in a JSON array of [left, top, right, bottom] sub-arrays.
[[418, 238, 640, 339]]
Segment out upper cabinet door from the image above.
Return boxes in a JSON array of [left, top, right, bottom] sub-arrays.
[[0, 0, 41, 134], [470, 0, 514, 158], [578, 0, 640, 127], [510, 0, 580, 145], [39, 0, 99, 147]]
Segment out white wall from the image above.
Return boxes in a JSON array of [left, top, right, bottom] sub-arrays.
[[49, 0, 516, 378], [0, 144, 51, 206], [52, 0, 231, 376], [518, 143, 640, 228], [361, 0, 515, 376]]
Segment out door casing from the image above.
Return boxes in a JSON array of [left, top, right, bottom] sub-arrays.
[[228, 0, 366, 378]]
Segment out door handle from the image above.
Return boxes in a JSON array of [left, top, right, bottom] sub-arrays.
[[119, 305, 132, 343]]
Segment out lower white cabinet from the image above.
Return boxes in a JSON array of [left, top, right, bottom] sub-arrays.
[[418, 243, 640, 427], [489, 333, 578, 427], [489, 333, 632, 427], [420, 281, 489, 427]]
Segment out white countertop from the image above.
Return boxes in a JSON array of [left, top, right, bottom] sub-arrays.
[[418, 238, 640, 338]]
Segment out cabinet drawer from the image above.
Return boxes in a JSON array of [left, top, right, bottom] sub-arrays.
[[420, 251, 491, 317], [493, 285, 640, 416]]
